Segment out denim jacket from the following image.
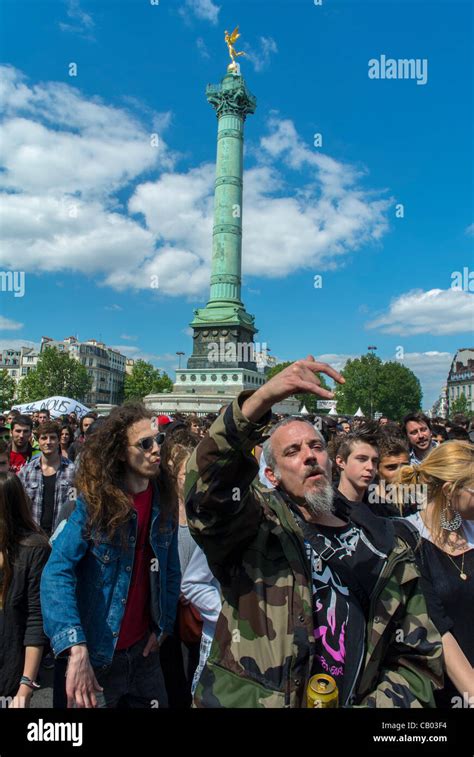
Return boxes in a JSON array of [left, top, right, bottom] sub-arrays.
[[40, 481, 180, 668]]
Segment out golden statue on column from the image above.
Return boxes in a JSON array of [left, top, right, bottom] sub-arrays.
[[224, 26, 245, 72]]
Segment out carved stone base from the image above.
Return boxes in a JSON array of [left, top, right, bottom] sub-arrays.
[[187, 324, 258, 370]]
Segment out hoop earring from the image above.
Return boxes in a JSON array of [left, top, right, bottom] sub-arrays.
[[440, 500, 462, 532]]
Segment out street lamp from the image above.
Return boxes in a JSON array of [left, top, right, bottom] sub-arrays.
[[367, 346, 378, 419], [176, 351, 185, 370]]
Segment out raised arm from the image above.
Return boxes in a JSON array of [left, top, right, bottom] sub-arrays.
[[185, 356, 344, 571]]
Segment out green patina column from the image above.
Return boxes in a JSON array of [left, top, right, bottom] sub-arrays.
[[188, 67, 258, 371]]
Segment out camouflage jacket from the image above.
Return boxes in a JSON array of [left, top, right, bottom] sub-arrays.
[[185, 392, 443, 708]]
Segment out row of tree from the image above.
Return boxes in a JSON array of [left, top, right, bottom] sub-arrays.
[[267, 352, 472, 420], [0, 348, 173, 409], [266, 352, 422, 419], [2, 347, 470, 420]]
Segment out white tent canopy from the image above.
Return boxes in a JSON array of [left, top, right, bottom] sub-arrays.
[[328, 407, 338, 416], [300, 404, 309, 415], [354, 407, 364, 417], [12, 396, 91, 419]]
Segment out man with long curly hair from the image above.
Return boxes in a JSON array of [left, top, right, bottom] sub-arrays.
[[40, 403, 180, 708]]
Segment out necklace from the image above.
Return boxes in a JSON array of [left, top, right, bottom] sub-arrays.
[[444, 550, 469, 581]]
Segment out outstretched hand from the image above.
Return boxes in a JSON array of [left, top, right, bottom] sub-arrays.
[[242, 355, 344, 423]]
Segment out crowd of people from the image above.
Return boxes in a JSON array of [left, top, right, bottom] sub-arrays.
[[0, 356, 472, 709]]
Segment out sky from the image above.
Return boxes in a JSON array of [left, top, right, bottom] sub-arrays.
[[0, 0, 473, 410]]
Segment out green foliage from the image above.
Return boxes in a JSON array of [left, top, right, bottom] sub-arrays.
[[265, 361, 329, 413], [16, 347, 92, 403], [334, 353, 422, 421], [124, 360, 173, 401], [0, 369, 17, 410], [378, 361, 423, 420], [449, 394, 473, 418]]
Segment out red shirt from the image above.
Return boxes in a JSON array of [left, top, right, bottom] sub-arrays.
[[116, 484, 153, 650], [10, 450, 28, 474]]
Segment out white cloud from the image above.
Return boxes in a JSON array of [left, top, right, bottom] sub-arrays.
[[0, 68, 392, 298], [398, 351, 454, 408], [104, 304, 123, 311], [465, 223, 474, 236], [401, 350, 452, 390], [0, 339, 38, 352], [0, 317, 23, 331], [366, 288, 474, 336], [110, 345, 176, 373], [400, 350, 453, 377], [180, 0, 220, 25], [110, 345, 141, 356], [0, 194, 155, 275], [196, 37, 210, 59], [245, 36, 278, 72], [0, 67, 173, 198], [120, 334, 137, 341], [59, 0, 95, 39], [314, 353, 357, 373], [125, 118, 391, 292], [156, 353, 177, 362]]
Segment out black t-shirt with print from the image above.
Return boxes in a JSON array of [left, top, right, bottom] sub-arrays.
[[302, 520, 385, 696]]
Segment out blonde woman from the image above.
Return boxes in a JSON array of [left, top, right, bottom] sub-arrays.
[[398, 441, 474, 708]]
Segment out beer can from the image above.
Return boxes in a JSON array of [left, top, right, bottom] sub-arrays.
[[306, 674, 339, 708]]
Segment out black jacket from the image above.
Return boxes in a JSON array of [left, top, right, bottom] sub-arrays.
[[0, 533, 51, 698]]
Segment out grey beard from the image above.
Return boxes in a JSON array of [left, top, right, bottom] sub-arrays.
[[304, 482, 335, 517]]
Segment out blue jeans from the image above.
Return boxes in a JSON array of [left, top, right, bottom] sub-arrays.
[[94, 634, 168, 709]]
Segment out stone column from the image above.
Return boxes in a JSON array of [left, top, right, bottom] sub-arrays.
[[206, 72, 256, 307]]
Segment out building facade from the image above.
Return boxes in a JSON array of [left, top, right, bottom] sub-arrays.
[[0, 346, 40, 385], [41, 336, 126, 406], [125, 358, 136, 375], [431, 385, 448, 419], [446, 348, 474, 414]]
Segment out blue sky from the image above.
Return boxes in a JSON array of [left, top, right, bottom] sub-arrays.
[[0, 0, 473, 409]]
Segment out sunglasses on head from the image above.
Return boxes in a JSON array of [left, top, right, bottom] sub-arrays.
[[134, 432, 166, 452]]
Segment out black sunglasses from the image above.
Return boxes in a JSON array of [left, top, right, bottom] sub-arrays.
[[134, 432, 165, 452]]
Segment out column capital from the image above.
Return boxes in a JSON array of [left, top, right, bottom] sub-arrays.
[[206, 74, 256, 119]]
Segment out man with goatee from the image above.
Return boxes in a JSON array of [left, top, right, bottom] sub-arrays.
[[185, 357, 443, 709]]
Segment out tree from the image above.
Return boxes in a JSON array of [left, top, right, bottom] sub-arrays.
[[124, 360, 173, 401], [265, 361, 329, 413], [0, 369, 17, 411], [16, 347, 92, 403], [378, 361, 423, 420], [335, 353, 422, 421], [449, 394, 473, 418]]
